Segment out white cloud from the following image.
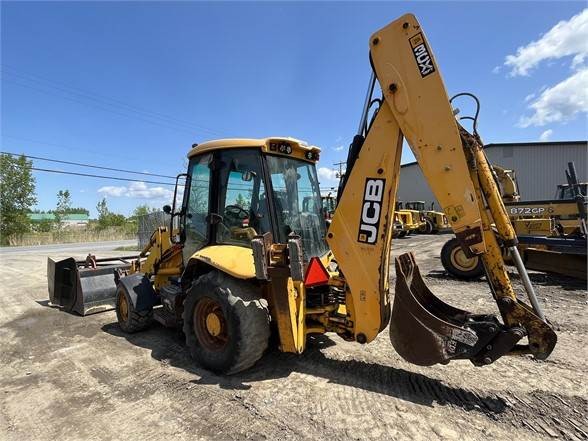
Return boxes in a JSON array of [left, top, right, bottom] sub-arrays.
[[539, 129, 553, 141], [519, 68, 588, 127], [492, 65, 502, 74], [524, 93, 535, 102], [98, 186, 127, 197], [317, 167, 339, 182], [98, 181, 174, 200], [128, 181, 173, 199], [504, 8, 588, 76], [333, 145, 345, 152]]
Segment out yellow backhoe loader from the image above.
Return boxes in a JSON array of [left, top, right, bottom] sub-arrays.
[[442, 162, 587, 279], [320, 192, 337, 222], [395, 201, 424, 237], [404, 201, 450, 234], [48, 14, 556, 374]]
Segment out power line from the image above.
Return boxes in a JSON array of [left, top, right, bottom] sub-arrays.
[[1, 65, 230, 137], [8, 161, 259, 190], [333, 161, 346, 179], [8, 163, 176, 186], [23, 166, 267, 191], [1, 150, 178, 179], [1, 134, 184, 167], [4, 78, 208, 137]]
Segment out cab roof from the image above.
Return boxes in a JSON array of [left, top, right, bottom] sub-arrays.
[[187, 136, 321, 160]]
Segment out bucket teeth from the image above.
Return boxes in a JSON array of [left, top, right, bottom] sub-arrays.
[[390, 252, 514, 366]]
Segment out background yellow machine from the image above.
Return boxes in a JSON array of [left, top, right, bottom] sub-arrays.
[[48, 14, 557, 375], [404, 201, 450, 234], [394, 201, 424, 237], [441, 162, 587, 279]]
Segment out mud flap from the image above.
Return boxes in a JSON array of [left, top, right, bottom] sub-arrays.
[[390, 253, 519, 366], [47, 256, 134, 316]]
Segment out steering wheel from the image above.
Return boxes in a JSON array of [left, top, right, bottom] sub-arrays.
[[224, 205, 249, 224]]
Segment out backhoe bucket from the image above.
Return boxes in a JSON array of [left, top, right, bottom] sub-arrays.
[[390, 253, 502, 366], [47, 256, 135, 316]]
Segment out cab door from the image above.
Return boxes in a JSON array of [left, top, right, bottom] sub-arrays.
[[182, 153, 212, 263]]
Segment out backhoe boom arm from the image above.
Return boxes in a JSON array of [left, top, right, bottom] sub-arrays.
[[328, 14, 556, 366]]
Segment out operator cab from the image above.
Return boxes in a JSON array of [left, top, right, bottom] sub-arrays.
[[177, 137, 328, 263], [556, 183, 587, 200], [404, 201, 426, 211]]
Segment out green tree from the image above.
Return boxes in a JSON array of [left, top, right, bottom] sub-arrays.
[[235, 193, 250, 210], [106, 213, 126, 227], [54, 190, 72, 229], [96, 198, 126, 229], [66, 207, 89, 216], [97, 197, 108, 218], [132, 204, 156, 219], [96, 198, 110, 229], [35, 219, 53, 233], [0, 154, 37, 244]]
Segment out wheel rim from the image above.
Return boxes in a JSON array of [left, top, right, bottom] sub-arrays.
[[117, 291, 129, 322], [194, 297, 228, 351], [450, 246, 479, 272]]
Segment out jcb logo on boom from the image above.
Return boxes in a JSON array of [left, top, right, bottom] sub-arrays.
[[409, 33, 435, 78], [358, 178, 385, 244]]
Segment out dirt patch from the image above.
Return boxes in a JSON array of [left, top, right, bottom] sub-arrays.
[[0, 236, 586, 441]]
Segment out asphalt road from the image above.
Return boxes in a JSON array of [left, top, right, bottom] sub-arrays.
[[0, 240, 137, 256]]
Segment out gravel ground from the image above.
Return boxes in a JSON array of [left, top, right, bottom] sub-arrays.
[[0, 235, 586, 441]]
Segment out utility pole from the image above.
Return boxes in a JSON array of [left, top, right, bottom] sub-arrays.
[[333, 161, 346, 180]]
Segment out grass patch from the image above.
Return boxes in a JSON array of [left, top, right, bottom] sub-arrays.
[[4, 227, 135, 246], [114, 245, 140, 252]]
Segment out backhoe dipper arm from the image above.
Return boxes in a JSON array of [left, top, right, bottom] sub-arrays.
[[327, 14, 556, 366]]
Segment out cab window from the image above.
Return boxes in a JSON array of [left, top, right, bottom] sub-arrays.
[[183, 153, 212, 261], [215, 149, 271, 246]]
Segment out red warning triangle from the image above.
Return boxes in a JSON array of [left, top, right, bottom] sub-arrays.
[[304, 257, 330, 287]]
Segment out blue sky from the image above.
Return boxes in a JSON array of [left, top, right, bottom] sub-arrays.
[[2, 1, 586, 217]]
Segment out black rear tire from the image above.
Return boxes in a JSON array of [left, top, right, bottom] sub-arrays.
[[182, 271, 270, 375], [440, 237, 485, 280], [418, 219, 434, 234], [115, 284, 153, 333]]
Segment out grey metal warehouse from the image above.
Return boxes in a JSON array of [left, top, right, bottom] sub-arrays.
[[397, 141, 587, 208]]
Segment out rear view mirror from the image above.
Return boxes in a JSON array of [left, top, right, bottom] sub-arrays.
[[241, 171, 256, 182], [163, 205, 172, 214]]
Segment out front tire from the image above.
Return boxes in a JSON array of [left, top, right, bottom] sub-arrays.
[[116, 284, 153, 333], [440, 237, 485, 280], [418, 219, 434, 234], [182, 271, 270, 375]]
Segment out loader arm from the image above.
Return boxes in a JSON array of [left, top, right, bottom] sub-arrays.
[[328, 14, 556, 366]]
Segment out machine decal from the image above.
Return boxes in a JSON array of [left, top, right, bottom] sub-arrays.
[[358, 178, 385, 244], [409, 33, 435, 78], [509, 207, 547, 215]]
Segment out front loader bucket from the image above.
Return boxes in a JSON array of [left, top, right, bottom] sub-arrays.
[[390, 253, 506, 366], [47, 256, 134, 316]]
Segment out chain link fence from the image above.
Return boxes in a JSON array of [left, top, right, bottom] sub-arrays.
[[137, 211, 171, 249]]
